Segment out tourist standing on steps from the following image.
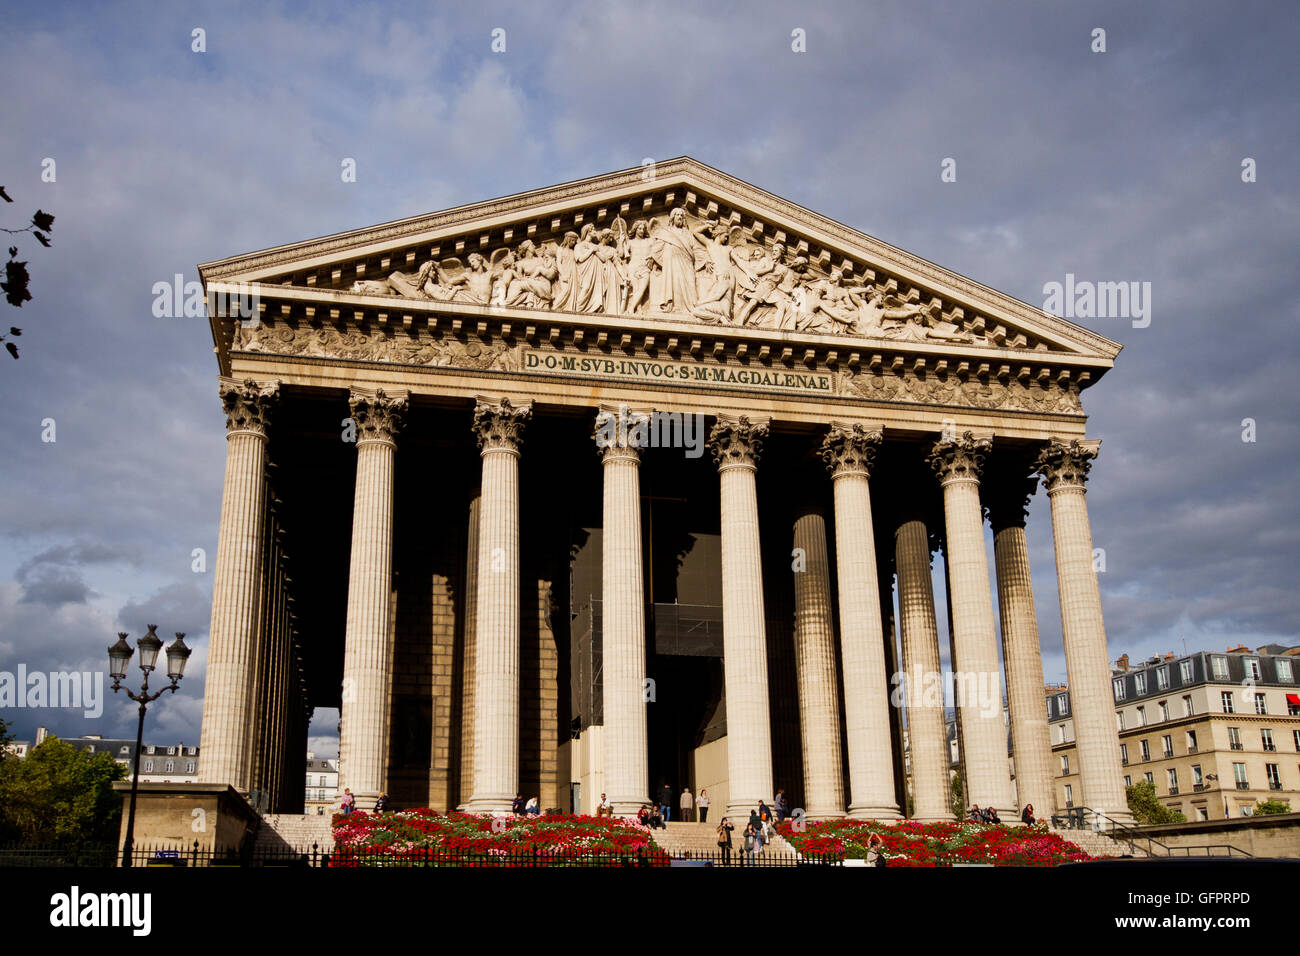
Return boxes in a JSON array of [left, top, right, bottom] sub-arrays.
[[680, 786, 694, 823], [697, 788, 710, 824], [658, 782, 673, 822], [742, 823, 756, 866], [340, 788, 355, 816], [716, 817, 734, 865], [774, 789, 789, 822]]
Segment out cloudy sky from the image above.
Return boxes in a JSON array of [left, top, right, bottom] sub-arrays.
[[1, 1, 1296, 756]]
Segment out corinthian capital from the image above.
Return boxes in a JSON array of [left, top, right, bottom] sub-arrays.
[[594, 403, 651, 461], [820, 422, 882, 478], [348, 386, 408, 445], [219, 376, 279, 437], [928, 431, 992, 485], [707, 415, 769, 470], [1035, 438, 1100, 493], [473, 396, 532, 454]]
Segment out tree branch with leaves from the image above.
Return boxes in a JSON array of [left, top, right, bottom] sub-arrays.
[[0, 184, 55, 360]]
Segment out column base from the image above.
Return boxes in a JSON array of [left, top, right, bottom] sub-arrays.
[[802, 807, 846, 821], [847, 804, 902, 822], [463, 795, 515, 815], [909, 812, 954, 823], [610, 800, 648, 816]]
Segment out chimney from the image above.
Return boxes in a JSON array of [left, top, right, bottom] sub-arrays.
[[1116, 654, 1130, 672]]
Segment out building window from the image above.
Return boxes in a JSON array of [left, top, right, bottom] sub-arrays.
[[1159, 700, 1170, 722], [1293, 729, 1300, 752], [1137, 705, 1147, 726], [1211, 656, 1229, 680], [1117, 711, 1125, 731], [1192, 764, 1203, 786], [119, 745, 129, 754], [1056, 693, 1067, 714], [1221, 692, 1235, 714], [306, 774, 313, 784], [1144, 772, 1154, 784], [1262, 729, 1276, 752], [1113, 679, 1126, 702], [1278, 659, 1294, 682], [1179, 659, 1194, 683], [1246, 658, 1261, 681], [1060, 755, 1070, 775], [1197, 806, 1209, 821], [1120, 743, 1129, 765], [1265, 764, 1282, 790], [167, 746, 176, 756], [1156, 667, 1170, 690], [1124, 775, 1132, 787], [1162, 735, 1173, 758], [1254, 693, 1268, 715], [1140, 740, 1151, 761], [1186, 730, 1198, 753], [319, 775, 327, 787], [186, 761, 195, 774], [1290, 698, 1300, 717], [1183, 694, 1194, 717], [86, 745, 95, 753], [143, 759, 152, 773], [1228, 727, 1242, 751], [164, 760, 174, 773], [1064, 784, 1073, 808], [1167, 768, 1178, 793], [1135, 672, 1148, 695], [1233, 762, 1248, 789]]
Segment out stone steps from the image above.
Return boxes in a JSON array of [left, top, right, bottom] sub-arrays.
[[653, 821, 798, 860], [1052, 827, 1151, 858], [256, 813, 336, 852]]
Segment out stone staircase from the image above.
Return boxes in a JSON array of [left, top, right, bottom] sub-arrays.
[[652, 821, 799, 861], [1053, 826, 1151, 859], [256, 813, 337, 853]]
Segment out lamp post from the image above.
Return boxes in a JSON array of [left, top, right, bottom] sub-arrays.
[[107, 625, 192, 867]]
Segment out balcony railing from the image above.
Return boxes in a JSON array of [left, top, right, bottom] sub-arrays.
[[1168, 787, 1179, 795], [1187, 745, 1198, 754], [1163, 751, 1174, 759], [1193, 783, 1209, 792], [1263, 744, 1276, 752], [1270, 782, 1283, 791], [1236, 781, 1250, 790], [1230, 743, 1244, 751]]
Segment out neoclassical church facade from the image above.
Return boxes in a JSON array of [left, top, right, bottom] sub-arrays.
[[195, 158, 1130, 823]]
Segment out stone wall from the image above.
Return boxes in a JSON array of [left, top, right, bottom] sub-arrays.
[[1138, 812, 1300, 858]]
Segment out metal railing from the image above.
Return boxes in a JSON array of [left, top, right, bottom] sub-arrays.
[[1053, 807, 1252, 858], [0, 840, 843, 869]]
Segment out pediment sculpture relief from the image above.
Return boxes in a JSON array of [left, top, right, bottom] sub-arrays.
[[349, 206, 984, 345]]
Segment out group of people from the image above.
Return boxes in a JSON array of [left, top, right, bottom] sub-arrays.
[[511, 794, 542, 816], [711, 791, 792, 865], [338, 788, 390, 815]]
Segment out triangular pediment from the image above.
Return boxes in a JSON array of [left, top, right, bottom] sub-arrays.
[[200, 158, 1120, 369]]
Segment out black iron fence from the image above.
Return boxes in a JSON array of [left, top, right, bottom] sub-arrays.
[[0, 840, 843, 868]]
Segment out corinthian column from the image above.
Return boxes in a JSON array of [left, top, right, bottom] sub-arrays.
[[595, 405, 650, 815], [790, 503, 844, 818], [821, 424, 898, 819], [466, 397, 532, 813], [1037, 439, 1131, 824], [338, 387, 407, 807], [199, 377, 278, 792], [894, 515, 950, 821], [708, 416, 774, 820], [928, 433, 1015, 819], [986, 474, 1054, 823]]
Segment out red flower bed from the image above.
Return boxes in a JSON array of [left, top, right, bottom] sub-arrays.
[[330, 810, 668, 867], [776, 818, 1092, 867]]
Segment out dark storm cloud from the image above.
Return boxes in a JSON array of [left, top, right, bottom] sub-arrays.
[[0, 0, 1296, 749]]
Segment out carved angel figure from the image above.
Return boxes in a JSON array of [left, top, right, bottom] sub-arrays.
[[865, 292, 975, 343]]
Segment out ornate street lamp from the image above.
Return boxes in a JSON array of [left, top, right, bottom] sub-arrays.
[[107, 625, 192, 867]]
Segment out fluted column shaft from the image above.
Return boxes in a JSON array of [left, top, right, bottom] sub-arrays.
[[709, 417, 774, 820], [1038, 440, 1131, 823], [597, 406, 649, 815], [791, 507, 844, 818], [895, 519, 950, 820], [930, 434, 1016, 817], [822, 424, 898, 819], [338, 387, 407, 806], [199, 378, 278, 792], [467, 398, 531, 813], [457, 495, 480, 809], [989, 483, 1054, 823]]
